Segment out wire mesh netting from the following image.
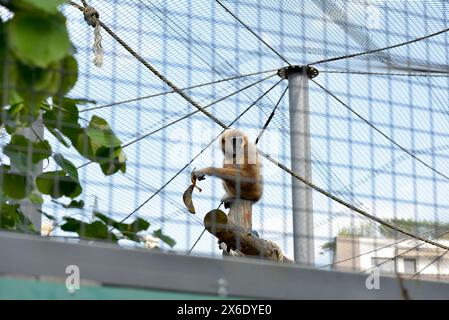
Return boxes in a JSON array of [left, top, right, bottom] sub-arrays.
[[2, 0, 449, 282]]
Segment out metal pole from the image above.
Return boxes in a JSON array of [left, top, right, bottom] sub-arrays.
[[280, 65, 317, 265]]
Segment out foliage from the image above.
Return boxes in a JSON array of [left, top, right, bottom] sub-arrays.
[[0, 1, 172, 248], [152, 228, 176, 248], [52, 206, 176, 247], [320, 240, 336, 253], [0, 202, 35, 232]]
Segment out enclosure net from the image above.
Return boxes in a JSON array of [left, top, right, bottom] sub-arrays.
[[1, 0, 449, 281]]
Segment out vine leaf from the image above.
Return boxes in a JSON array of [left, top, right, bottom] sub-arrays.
[[13, 0, 67, 14], [0, 165, 32, 199], [15, 62, 59, 105], [4, 102, 41, 133], [8, 11, 71, 68], [53, 153, 78, 182], [43, 97, 81, 143], [36, 170, 82, 199], [3, 134, 52, 172], [0, 203, 35, 232], [58, 56, 78, 95], [153, 229, 176, 248], [0, 17, 5, 57], [61, 217, 117, 241], [94, 212, 128, 231], [15, 56, 78, 104], [87, 116, 122, 148], [94, 212, 150, 242], [62, 199, 85, 209], [46, 127, 70, 148], [86, 116, 126, 175], [96, 146, 127, 175]]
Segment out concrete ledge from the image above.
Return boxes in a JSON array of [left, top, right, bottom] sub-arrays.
[[1, 231, 449, 299]]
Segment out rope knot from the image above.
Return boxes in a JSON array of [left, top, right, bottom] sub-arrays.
[[81, 4, 103, 67], [83, 6, 99, 27]]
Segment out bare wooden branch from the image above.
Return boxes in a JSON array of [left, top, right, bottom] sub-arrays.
[[228, 199, 252, 231], [204, 209, 293, 263]]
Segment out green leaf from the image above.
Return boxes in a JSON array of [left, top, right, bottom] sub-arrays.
[[53, 153, 78, 182], [14, 0, 67, 14], [121, 218, 150, 242], [20, 57, 79, 103], [0, 203, 21, 229], [86, 116, 122, 148], [46, 127, 70, 148], [0, 203, 35, 232], [36, 170, 81, 199], [0, 19, 5, 58], [4, 103, 41, 133], [73, 131, 95, 158], [83, 221, 111, 239], [0, 50, 20, 108], [43, 97, 81, 143], [15, 61, 60, 104], [8, 12, 71, 68], [153, 229, 176, 248], [93, 213, 150, 241], [58, 56, 78, 95], [94, 212, 128, 231], [120, 231, 140, 242], [59, 217, 79, 232], [0, 23, 7, 106], [61, 217, 117, 241], [0, 165, 32, 199], [62, 199, 85, 209], [54, 97, 95, 106], [3, 135, 52, 172], [97, 146, 127, 176], [8, 103, 24, 116], [94, 213, 150, 233], [129, 218, 150, 232]]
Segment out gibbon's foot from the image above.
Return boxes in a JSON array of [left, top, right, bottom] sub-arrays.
[[223, 197, 236, 209], [221, 194, 236, 209], [218, 241, 230, 252]]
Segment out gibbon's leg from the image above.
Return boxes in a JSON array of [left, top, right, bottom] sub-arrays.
[[194, 167, 243, 208], [221, 180, 235, 209]]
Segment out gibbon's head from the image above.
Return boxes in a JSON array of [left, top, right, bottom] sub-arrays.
[[220, 128, 248, 158]]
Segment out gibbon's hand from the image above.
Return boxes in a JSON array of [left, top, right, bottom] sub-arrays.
[[192, 168, 208, 180]]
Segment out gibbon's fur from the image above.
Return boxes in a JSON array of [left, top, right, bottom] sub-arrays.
[[193, 129, 263, 204]]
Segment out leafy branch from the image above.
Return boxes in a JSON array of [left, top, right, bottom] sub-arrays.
[[0, 1, 175, 248]]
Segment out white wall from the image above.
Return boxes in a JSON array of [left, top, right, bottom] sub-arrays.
[[357, 237, 449, 277]]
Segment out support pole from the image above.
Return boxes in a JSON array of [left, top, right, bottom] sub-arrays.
[[16, 116, 43, 232], [279, 65, 318, 265]]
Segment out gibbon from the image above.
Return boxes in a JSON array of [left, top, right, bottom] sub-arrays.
[[193, 129, 263, 206]]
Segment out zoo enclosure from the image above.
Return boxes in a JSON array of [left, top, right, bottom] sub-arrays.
[[1, 0, 449, 284]]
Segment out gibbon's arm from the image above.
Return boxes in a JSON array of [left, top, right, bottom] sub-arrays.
[[193, 167, 257, 183]]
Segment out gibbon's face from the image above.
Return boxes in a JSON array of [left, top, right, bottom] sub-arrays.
[[221, 129, 248, 159]]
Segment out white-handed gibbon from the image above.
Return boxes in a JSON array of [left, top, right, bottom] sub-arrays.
[[193, 129, 263, 207]]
